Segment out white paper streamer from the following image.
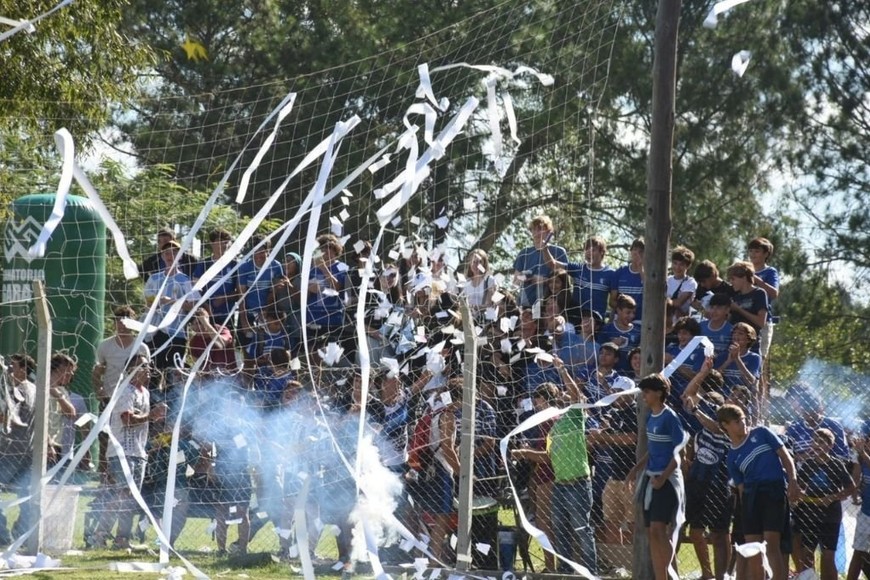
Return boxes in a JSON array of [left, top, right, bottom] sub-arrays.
[[0, 15, 35, 34], [734, 541, 772, 578], [25, 129, 140, 278], [235, 94, 298, 203], [0, 0, 73, 43], [376, 97, 479, 224], [485, 76, 503, 162], [426, 63, 552, 168], [498, 388, 640, 580], [415, 63, 450, 111], [703, 0, 756, 28], [28, 130, 74, 258], [661, 335, 713, 379], [430, 62, 554, 87], [731, 50, 752, 77]]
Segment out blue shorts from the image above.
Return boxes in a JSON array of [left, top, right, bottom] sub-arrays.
[[415, 464, 454, 515]]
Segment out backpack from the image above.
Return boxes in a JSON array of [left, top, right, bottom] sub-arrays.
[[408, 409, 443, 478]]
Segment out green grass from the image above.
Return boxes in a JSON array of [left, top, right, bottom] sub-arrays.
[[1, 490, 713, 578]]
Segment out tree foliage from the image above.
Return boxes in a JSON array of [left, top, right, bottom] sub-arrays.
[[782, 1, 870, 270], [772, 273, 870, 381], [0, 0, 153, 143]]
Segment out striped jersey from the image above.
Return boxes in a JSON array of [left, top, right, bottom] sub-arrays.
[[646, 406, 685, 472], [726, 426, 786, 486]]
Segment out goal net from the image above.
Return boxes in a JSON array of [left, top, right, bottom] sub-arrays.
[[2, 0, 865, 578]]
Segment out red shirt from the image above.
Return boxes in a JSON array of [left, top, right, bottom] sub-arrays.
[[189, 328, 238, 372]]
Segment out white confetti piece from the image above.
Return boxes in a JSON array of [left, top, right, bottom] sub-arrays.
[[703, 0, 755, 28], [228, 506, 237, 514], [368, 155, 392, 174], [433, 216, 450, 229], [120, 318, 159, 335], [731, 50, 751, 77], [400, 538, 416, 552], [499, 316, 517, 334], [500, 338, 512, 355], [496, 386, 508, 397], [440, 391, 453, 406], [411, 216, 421, 225], [450, 534, 458, 550], [332, 561, 345, 571], [175, 451, 186, 465], [225, 518, 243, 525], [74, 413, 97, 427], [429, 569, 442, 580], [233, 434, 247, 449], [318, 342, 345, 366], [475, 542, 491, 555], [329, 216, 343, 237], [534, 351, 554, 364]]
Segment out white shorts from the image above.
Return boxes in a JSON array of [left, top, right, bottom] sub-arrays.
[[853, 511, 870, 553]]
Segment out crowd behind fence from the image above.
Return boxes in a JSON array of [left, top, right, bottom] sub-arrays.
[[1, 215, 869, 580]]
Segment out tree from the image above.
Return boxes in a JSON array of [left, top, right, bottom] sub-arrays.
[[772, 272, 870, 380], [0, 0, 153, 221], [115, 0, 503, 249], [0, 0, 153, 143], [782, 1, 870, 270]]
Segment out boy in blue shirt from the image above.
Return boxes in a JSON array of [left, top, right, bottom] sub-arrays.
[[717, 404, 799, 580], [600, 294, 641, 373], [629, 374, 686, 580], [237, 235, 284, 343], [543, 235, 614, 320], [747, 237, 780, 359], [793, 428, 855, 580], [513, 215, 567, 308], [700, 293, 734, 358], [610, 237, 645, 322]]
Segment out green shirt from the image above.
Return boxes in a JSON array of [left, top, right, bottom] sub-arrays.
[[548, 407, 590, 481]]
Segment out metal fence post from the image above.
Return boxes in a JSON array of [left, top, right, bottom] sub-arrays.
[[455, 299, 479, 571]]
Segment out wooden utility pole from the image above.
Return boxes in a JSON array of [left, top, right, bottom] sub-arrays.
[[28, 280, 52, 554], [632, 0, 681, 578]]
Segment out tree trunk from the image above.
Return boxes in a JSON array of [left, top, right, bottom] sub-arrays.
[[633, 0, 680, 578]]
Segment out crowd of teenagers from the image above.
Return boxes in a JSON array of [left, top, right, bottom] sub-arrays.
[[2, 214, 870, 580]]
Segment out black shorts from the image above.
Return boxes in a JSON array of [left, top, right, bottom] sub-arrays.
[[742, 483, 787, 535], [794, 505, 842, 552], [732, 493, 744, 544], [643, 477, 679, 527], [686, 479, 733, 531], [798, 520, 840, 552]]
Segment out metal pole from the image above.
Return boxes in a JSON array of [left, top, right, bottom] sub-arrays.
[[455, 299, 478, 571], [28, 280, 52, 554], [633, 0, 681, 577]]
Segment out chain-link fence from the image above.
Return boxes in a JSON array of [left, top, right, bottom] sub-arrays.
[[2, 266, 869, 580]]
